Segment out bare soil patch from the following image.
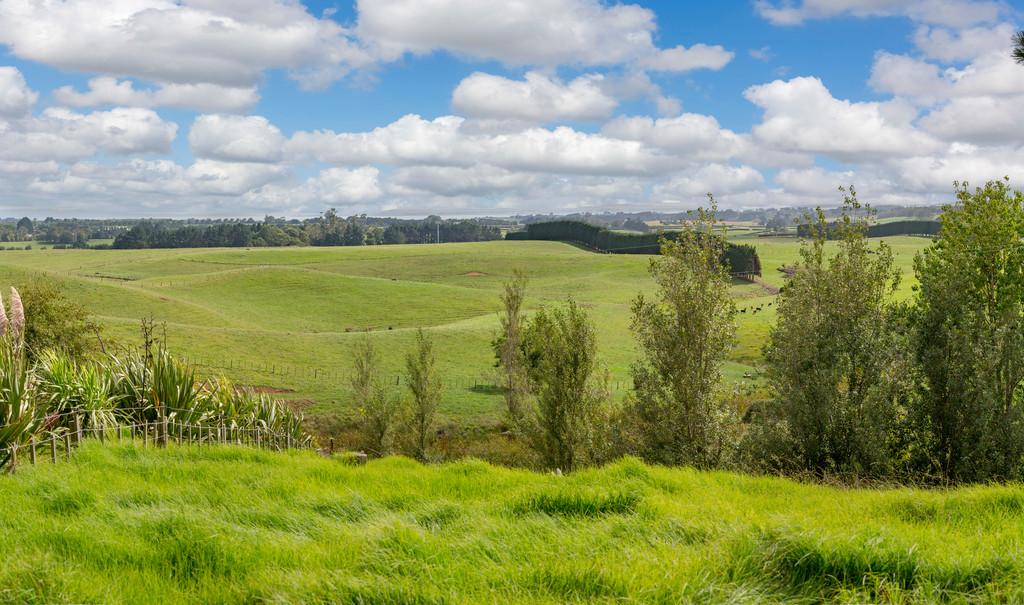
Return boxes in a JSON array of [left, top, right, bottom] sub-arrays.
[[462, 271, 487, 276], [284, 398, 315, 412], [753, 278, 781, 296], [236, 385, 295, 395]]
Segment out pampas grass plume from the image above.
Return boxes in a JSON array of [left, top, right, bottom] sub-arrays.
[[0, 290, 7, 339], [10, 287, 24, 341]]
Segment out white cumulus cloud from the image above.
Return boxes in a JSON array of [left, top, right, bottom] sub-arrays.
[[654, 164, 765, 199], [356, 0, 659, 66], [53, 77, 260, 114], [638, 44, 734, 72], [452, 72, 617, 123], [0, 0, 374, 90], [744, 76, 941, 161], [0, 106, 177, 162], [189, 115, 287, 163], [314, 167, 384, 204], [0, 66, 38, 118], [602, 114, 748, 163]]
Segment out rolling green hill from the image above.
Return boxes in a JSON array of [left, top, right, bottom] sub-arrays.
[[0, 236, 932, 424]]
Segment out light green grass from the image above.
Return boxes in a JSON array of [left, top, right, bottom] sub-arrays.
[[0, 441, 1021, 603]]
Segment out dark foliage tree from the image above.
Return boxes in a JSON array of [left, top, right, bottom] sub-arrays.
[[912, 179, 1024, 482], [757, 188, 905, 476]]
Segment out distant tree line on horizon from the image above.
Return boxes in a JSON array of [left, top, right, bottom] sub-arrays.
[[796, 219, 942, 239], [506, 219, 762, 276], [111, 210, 502, 249], [512, 203, 942, 231]]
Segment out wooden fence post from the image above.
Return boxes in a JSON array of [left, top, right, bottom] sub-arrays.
[[9, 445, 16, 475], [72, 409, 82, 446], [30, 440, 36, 465], [63, 433, 71, 457], [161, 416, 169, 447], [50, 435, 56, 463]]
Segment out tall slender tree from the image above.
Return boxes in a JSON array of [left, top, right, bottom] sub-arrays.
[[627, 198, 737, 468], [528, 298, 607, 472], [495, 269, 532, 431], [406, 329, 444, 462], [352, 334, 400, 457]]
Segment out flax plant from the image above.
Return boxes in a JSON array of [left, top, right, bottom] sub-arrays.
[[0, 287, 43, 468], [35, 349, 118, 429]]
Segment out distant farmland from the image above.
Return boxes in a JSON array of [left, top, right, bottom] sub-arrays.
[[0, 236, 931, 425]]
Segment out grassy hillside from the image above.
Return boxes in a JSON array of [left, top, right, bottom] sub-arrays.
[[0, 441, 1020, 604], [0, 236, 932, 424]]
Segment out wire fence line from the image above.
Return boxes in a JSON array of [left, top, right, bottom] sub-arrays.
[[24, 269, 643, 391], [171, 353, 637, 392], [1, 406, 334, 477]]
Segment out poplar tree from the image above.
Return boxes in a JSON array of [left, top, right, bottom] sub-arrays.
[[406, 329, 444, 462], [495, 269, 532, 431], [351, 334, 399, 457], [628, 199, 737, 468], [528, 298, 607, 472]]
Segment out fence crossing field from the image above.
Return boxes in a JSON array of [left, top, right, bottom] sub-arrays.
[[2, 405, 321, 476]]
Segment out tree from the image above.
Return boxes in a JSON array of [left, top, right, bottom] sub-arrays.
[[19, 280, 102, 363], [493, 269, 532, 431], [527, 298, 608, 472], [352, 334, 400, 457], [1014, 30, 1024, 65], [406, 329, 444, 462], [627, 200, 738, 468], [759, 187, 903, 476], [912, 179, 1024, 482]]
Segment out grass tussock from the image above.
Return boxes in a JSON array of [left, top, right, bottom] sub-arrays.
[[511, 489, 641, 517]]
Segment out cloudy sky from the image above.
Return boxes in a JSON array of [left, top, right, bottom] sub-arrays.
[[0, 0, 1022, 218]]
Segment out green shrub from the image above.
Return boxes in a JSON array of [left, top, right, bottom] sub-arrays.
[[527, 298, 610, 472], [18, 280, 101, 364]]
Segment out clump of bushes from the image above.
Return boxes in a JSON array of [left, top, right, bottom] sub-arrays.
[[0, 291, 310, 469]]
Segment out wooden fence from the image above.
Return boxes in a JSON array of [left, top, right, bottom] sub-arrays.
[[1, 407, 320, 476]]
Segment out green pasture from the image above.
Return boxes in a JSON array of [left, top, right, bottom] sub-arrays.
[[1, 441, 1021, 603], [0, 235, 932, 424]]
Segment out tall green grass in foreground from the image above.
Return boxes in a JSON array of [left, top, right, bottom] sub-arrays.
[[1, 442, 1022, 604]]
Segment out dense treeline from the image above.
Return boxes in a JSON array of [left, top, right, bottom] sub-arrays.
[[797, 219, 942, 238], [746, 181, 1024, 483], [467, 181, 1024, 485], [112, 210, 501, 249], [507, 219, 761, 275]]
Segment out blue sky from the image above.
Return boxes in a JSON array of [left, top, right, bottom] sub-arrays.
[[0, 0, 1021, 218]]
